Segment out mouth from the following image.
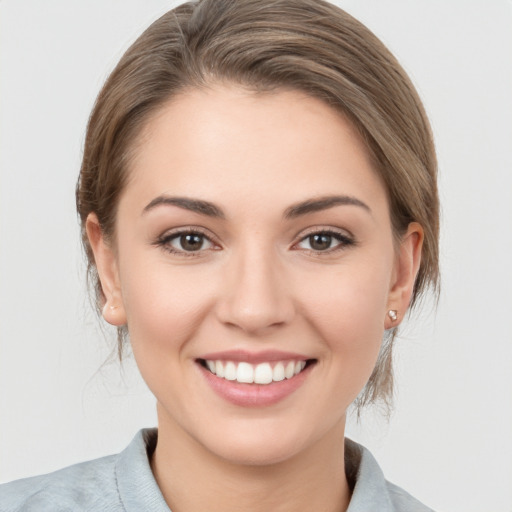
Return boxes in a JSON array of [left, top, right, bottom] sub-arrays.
[[197, 358, 316, 385], [196, 350, 317, 406]]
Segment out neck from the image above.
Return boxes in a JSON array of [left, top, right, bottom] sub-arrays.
[[151, 406, 351, 512]]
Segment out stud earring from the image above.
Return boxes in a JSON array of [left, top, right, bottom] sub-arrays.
[[388, 310, 398, 322]]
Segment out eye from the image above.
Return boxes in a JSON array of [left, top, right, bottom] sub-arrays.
[[296, 230, 354, 252], [157, 230, 216, 255], [171, 232, 212, 252]]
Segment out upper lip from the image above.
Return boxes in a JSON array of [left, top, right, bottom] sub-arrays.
[[198, 349, 312, 364]]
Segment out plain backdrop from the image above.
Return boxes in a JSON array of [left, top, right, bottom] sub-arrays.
[[1, 1, 511, 511]]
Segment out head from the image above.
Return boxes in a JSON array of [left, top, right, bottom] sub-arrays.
[[77, 0, 439, 415]]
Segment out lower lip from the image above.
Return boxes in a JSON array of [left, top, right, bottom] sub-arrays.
[[198, 362, 313, 407]]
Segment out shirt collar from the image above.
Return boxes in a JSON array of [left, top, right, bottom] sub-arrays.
[[116, 429, 394, 512], [115, 428, 170, 511], [345, 437, 394, 512]]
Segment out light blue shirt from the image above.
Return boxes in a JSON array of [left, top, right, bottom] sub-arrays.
[[0, 429, 434, 511]]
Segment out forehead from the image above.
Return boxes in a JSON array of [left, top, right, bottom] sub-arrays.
[[124, 85, 388, 217]]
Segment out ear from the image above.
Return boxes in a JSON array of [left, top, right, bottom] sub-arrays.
[[385, 222, 424, 329], [86, 213, 127, 326]]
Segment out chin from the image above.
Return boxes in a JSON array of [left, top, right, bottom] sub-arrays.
[[213, 435, 306, 467], [196, 415, 331, 467]]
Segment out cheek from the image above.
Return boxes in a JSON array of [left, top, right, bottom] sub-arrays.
[[117, 255, 216, 360], [299, 260, 391, 381]]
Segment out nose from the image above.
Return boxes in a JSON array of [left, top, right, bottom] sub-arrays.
[[215, 244, 295, 336]]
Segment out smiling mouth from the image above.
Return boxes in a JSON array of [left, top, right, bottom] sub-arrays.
[[198, 359, 316, 385]]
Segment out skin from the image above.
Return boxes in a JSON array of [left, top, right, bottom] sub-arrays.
[[87, 85, 423, 512]]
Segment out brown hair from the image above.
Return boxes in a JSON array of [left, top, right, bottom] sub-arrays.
[[76, 0, 439, 409]]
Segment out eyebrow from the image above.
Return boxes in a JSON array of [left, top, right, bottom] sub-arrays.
[[142, 196, 225, 218], [284, 195, 371, 218], [142, 194, 370, 219]]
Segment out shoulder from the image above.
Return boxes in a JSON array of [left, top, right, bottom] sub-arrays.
[[0, 429, 166, 512], [345, 438, 435, 512], [0, 453, 121, 512], [0, 429, 163, 512]]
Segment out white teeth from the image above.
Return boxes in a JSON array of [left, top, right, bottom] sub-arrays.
[[215, 360, 225, 378], [205, 359, 309, 384], [273, 362, 285, 382], [224, 361, 237, 381], [237, 362, 254, 383], [285, 361, 295, 379], [254, 363, 273, 384]]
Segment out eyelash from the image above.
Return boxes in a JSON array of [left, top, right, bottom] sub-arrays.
[[154, 227, 355, 258], [293, 229, 356, 255], [155, 228, 219, 258]]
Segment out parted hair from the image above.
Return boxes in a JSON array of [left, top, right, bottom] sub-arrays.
[[76, 0, 439, 410]]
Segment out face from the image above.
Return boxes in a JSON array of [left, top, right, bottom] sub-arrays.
[[89, 85, 421, 466]]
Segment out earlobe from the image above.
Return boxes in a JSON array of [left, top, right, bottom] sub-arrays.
[[86, 213, 127, 326], [385, 222, 424, 329], [101, 301, 126, 326]]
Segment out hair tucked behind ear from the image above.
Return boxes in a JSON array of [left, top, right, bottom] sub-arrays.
[[76, 0, 439, 410]]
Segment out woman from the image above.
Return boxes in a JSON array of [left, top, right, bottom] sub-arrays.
[[1, 0, 439, 510]]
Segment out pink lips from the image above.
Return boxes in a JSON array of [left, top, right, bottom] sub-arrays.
[[197, 350, 314, 407], [199, 349, 310, 364]]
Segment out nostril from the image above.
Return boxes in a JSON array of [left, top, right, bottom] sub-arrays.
[[213, 268, 295, 334]]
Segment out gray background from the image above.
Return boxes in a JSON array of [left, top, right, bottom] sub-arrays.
[[1, 1, 511, 511]]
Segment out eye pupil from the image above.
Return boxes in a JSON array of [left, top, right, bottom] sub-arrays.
[[309, 234, 332, 251], [180, 233, 203, 251]]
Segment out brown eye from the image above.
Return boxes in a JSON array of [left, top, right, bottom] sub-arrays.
[[167, 232, 214, 252], [296, 230, 354, 252], [180, 233, 204, 251], [308, 234, 333, 251]]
